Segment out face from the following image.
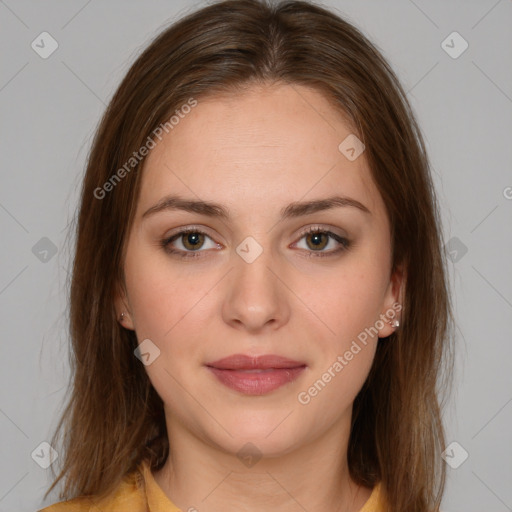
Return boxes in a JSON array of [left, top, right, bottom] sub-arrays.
[[116, 83, 403, 458]]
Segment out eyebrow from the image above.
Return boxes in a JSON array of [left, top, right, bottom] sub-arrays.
[[142, 194, 371, 220]]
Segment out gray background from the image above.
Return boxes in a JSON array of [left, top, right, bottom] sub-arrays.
[[0, 0, 511, 511]]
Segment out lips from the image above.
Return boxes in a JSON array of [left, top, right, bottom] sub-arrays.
[[205, 354, 307, 395], [206, 354, 306, 370]]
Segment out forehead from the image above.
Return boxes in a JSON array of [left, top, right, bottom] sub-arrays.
[[137, 84, 384, 221]]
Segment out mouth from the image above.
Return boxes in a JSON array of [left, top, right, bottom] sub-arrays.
[[205, 354, 307, 395]]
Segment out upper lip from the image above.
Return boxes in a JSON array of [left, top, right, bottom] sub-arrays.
[[206, 354, 306, 370]]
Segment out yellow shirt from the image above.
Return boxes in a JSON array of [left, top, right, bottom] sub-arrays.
[[39, 459, 384, 511]]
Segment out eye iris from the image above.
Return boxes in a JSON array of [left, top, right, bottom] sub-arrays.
[[306, 232, 328, 250], [182, 232, 204, 250], [176, 231, 333, 253]]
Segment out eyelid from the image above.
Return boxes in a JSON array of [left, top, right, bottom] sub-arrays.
[[164, 224, 221, 243], [295, 224, 348, 240], [163, 223, 346, 242], [163, 225, 221, 252]]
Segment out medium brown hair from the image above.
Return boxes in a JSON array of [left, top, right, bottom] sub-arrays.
[[45, 1, 455, 510]]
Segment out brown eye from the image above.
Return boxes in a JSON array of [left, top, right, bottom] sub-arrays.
[[161, 228, 219, 259], [181, 232, 205, 251], [305, 231, 329, 251], [294, 227, 350, 258]]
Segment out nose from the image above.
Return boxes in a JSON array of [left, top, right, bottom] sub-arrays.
[[221, 241, 291, 333]]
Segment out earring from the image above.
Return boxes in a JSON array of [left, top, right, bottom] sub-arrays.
[[389, 318, 400, 328], [119, 312, 125, 322]]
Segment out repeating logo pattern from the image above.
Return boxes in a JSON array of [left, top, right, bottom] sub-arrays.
[[0, 2, 510, 511]]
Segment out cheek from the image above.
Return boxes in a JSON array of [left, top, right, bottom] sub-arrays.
[[124, 249, 221, 384], [125, 255, 208, 406], [296, 283, 379, 416], [124, 240, 196, 335], [296, 263, 387, 348], [298, 345, 376, 429]]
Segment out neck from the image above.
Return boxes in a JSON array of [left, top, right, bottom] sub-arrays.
[[152, 414, 372, 512]]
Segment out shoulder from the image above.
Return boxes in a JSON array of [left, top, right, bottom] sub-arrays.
[[38, 464, 146, 512], [359, 481, 385, 512]]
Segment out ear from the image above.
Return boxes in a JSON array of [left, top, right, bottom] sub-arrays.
[[377, 263, 405, 338], [114, 280, 135, 331]]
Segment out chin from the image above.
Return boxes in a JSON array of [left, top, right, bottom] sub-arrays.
[[204, 414, 307, 458]]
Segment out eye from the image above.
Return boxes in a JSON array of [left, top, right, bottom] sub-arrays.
[[161, 227, 219, 258], [161, 226, 350, 259], [293, 226, 350, 257]]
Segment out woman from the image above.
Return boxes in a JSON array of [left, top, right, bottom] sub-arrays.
[[39, 0, 454, 511]]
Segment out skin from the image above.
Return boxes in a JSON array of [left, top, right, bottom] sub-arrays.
[[115, 83, 404, 512]]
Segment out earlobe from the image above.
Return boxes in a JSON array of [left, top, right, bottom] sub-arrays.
[[118, 310, 135, 330], [114, 282, 135, 331], [377, 264, 406, 338]]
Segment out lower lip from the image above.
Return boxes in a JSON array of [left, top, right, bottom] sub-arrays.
[[207, 366, 306, 395]]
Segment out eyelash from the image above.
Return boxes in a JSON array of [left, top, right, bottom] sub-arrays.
[[160, 226, 350, 260]]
